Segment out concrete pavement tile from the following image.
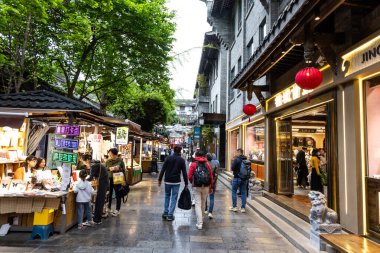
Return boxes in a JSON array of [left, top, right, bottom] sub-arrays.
[[136, 240, 173, 248], [190, 236, 223, 243]]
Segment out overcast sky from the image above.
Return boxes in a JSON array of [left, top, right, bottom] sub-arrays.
[[166, 0, 211, 99]]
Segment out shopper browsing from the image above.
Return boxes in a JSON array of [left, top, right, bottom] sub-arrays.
[[158, 145, 189, 221], [74, 169, 95, 229], [230, 148, 250, 213], [88, 157, 109, 225], [188, 151, 213, 230], [106, 148, 126, 217]]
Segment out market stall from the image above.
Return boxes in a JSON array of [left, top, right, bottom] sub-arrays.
[[0, 90, 143, 234]]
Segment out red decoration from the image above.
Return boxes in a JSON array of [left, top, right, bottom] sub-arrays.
[[295, 67, 323, 103], [243, 104, 257, 122]]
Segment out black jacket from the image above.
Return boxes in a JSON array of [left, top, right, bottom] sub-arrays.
[[88, 160, 109, 186], [231, 155, 247, 178], [158, 153, 188, 185], [296, 150, 307, 167]]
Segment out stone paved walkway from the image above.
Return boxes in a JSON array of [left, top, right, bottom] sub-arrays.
[[0, 175, 299, 253]]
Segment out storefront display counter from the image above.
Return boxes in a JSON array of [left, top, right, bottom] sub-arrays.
[[126, 166, 142, 185], [0, 161, 25, 177], [141, 159, 152, 173], [0, 191, 76, 234], [250, 159, 264, 180]]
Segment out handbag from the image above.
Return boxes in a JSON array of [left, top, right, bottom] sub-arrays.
[[178, 187, 191, 210], [113, 172, 125, 185], [117, 184, 130, 203]]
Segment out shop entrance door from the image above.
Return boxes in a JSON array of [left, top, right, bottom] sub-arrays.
[[275, 118, 293, 195]]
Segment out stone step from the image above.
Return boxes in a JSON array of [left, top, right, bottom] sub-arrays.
[[218, 172, 318, 253]]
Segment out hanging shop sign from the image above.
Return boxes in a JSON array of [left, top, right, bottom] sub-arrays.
[[88, 134, 103, 143], [52, 151, 78, 164], [54, 138, 79, 149], [55, 125, 80, 136], [116, 127, 129, 145], [341, 34, 380, 77], [267, 84, 313, 110], [194, 127, 201, 141]]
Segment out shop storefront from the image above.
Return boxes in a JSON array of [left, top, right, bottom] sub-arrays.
[[244, 119, 265, 181], [265, 65, 338, 216]]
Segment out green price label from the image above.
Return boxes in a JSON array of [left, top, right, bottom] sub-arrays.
[[52, 151, 77, 164]]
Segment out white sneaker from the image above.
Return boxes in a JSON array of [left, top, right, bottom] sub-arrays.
[[196, 224, 203, 230], [208, 213, 214, 219], [111, 210, 120, 217], [82, 221, 95, 227], [78, 224, 84, 230], [229, 207, 238, 212], [204, 210, 209, 215], [240, 208, 246, 213], [192, 200, 195, 206]]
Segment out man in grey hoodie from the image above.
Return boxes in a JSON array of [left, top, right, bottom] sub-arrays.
[[230, 148, 249, 213]]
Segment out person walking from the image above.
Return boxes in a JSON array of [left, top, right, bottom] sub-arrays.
[[74, 169, 95, 229], [188, 151, 213, 230], [158, 145, 189, 221], [230, 148, 249, 213], [310, 149, 323, 193], [296, 146, 308, 188], [87, 157, 109, 225], [105, 148, 126, 217], [204, 153, 219, 219]]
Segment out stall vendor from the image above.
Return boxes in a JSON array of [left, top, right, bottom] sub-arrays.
[[14, 155, 37, 182]]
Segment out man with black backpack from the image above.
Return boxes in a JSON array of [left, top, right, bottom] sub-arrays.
[[230, 148, 251, 213], [188, 151, 213, 230], [158, 145, 188, 221]]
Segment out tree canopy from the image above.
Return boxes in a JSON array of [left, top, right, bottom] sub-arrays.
[[0, 0, 176, 128]]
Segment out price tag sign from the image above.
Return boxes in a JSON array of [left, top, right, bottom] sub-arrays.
[[54, 138, 79, 149], [52, 151, 78, 164], [55, 125, 80, 136]]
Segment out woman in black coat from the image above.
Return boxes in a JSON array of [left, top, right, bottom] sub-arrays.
[[88, 160, 109, 224]]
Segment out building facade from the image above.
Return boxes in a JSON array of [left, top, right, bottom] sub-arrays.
[[200, 0, 380, 241]]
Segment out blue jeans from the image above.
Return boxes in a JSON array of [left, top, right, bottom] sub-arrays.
[[232, 178, 247, 208], [164, 184, 180, 216], [205, 183, 216, 213], [77, 202, 92, 224]]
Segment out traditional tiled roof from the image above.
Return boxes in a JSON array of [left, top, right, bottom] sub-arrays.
[[0, 90, 105, 116]]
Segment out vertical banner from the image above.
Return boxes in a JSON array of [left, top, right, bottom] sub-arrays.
[[116, 127, 129, 145]]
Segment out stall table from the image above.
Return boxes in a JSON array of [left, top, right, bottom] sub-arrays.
[[0, 191, 76, 233]]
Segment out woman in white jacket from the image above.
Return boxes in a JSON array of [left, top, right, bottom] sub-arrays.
[[74, 169, 95, 229]]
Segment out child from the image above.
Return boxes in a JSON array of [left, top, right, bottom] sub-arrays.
[[74, 169, 95, 229]]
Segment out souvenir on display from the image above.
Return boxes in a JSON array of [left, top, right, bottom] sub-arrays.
[[0, 178, 11, 194], [8, 179, 28, 193]]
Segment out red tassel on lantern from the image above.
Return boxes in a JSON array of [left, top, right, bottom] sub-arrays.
[[295, 67, 323, 103], [243, 104, 256, 121]]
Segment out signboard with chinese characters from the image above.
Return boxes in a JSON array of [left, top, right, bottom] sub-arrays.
[[54, 138, 79, 149], [52, 151, 78, 164], [266, 84, 313, 111], [298, 128, 317, 133], [55, 125, 80, 136], [116, 127, 129, 145], [194, 127, 201, 141]]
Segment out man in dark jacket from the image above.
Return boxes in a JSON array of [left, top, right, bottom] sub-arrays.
[[230, 148, 248, 213], [296, 146, 308, 188], [158, 145, 188, 221], [88, 159, 109, 224]]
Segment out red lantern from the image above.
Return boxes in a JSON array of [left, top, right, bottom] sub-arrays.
[[295, 67, 323, 103], [243, 104, 256, 122]]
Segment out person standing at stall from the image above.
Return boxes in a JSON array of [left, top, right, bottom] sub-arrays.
[[74, 169, 95, 229], [151, 150, 158, 173], [310, 149, 323, 193], [88, 157, 109, 225], [35, 158, 47, 171], [14, 155, 37, 182], [106, 148, 126, 217]]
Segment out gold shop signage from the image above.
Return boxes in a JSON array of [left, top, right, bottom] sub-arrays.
[[266, 83, 312, 111], [341, 34, 380, 77]]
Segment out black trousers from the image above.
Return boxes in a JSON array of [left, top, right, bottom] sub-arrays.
[[108, 178, 122, 211], [151, 160, 158, 173], [93, 183, 107, 223], [297, 165, 309, 187]]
